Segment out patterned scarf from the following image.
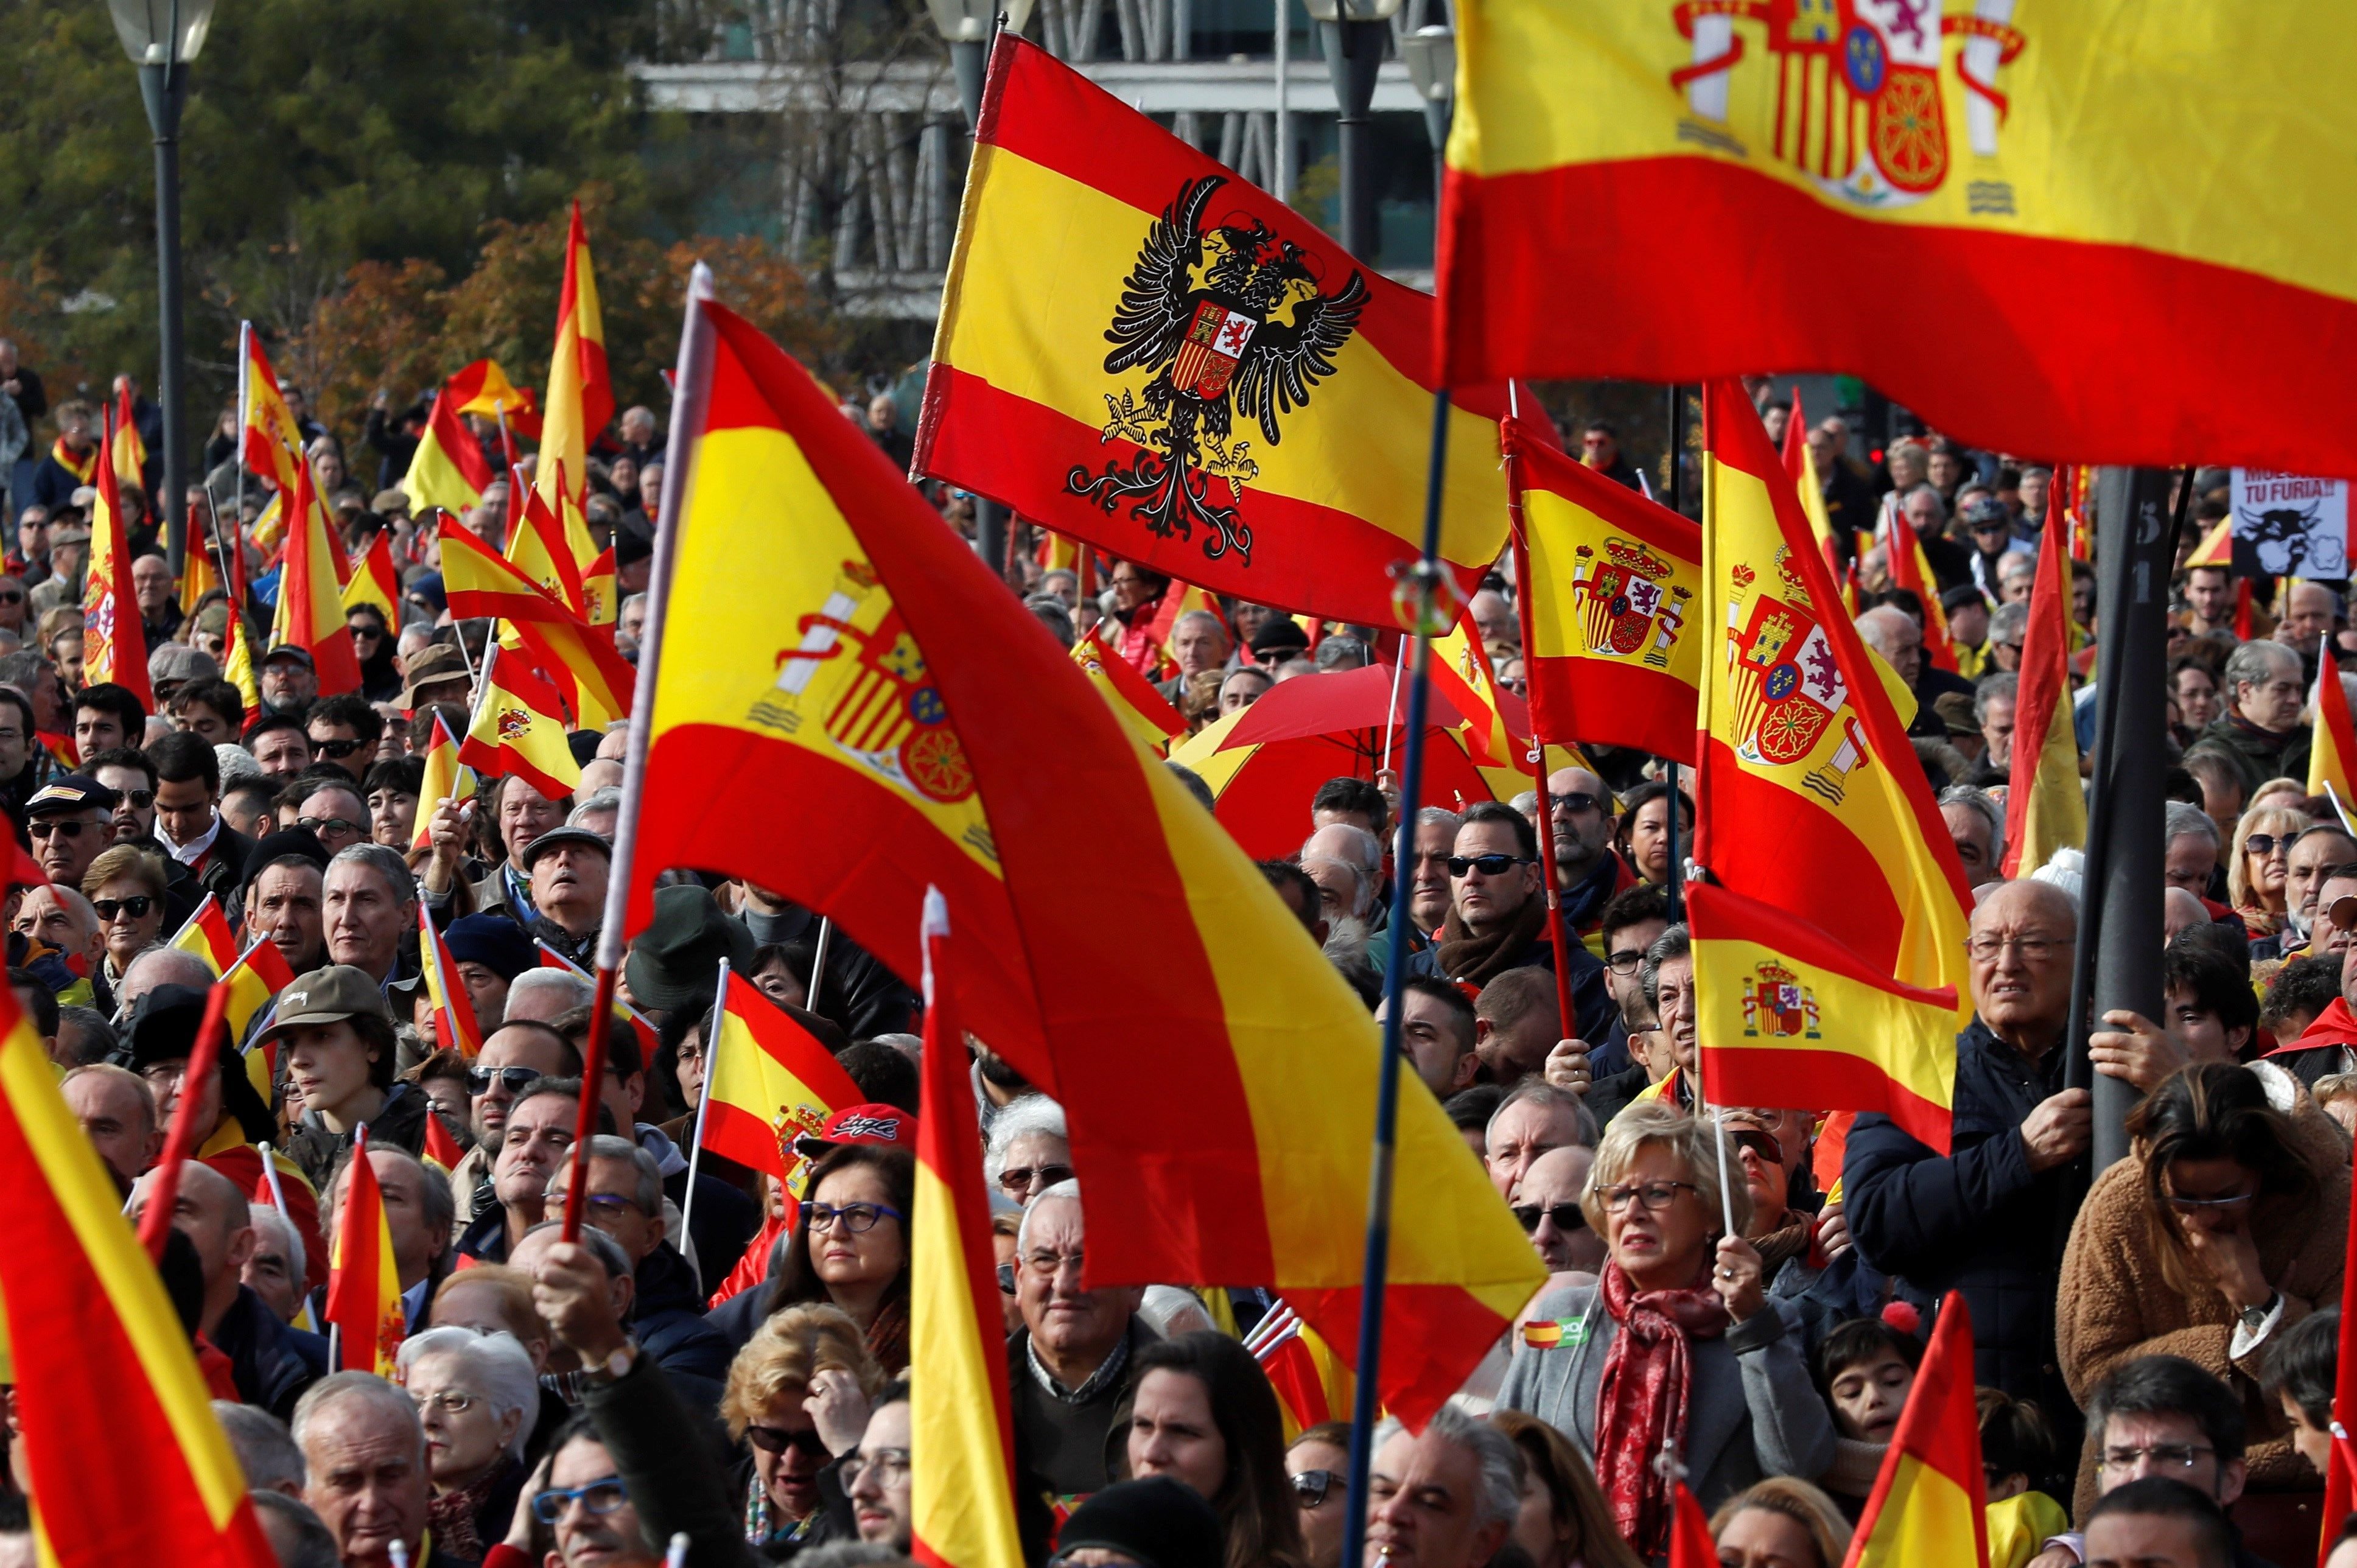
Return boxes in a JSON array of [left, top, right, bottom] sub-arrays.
[[1594, 1259, 1728, 1557], [49, 438, 93, 485], [425, 1462, 508, 1563]]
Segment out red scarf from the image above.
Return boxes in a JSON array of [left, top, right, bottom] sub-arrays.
[[50, 438, 94, 485], [1594, 1259, 1729, 1556]]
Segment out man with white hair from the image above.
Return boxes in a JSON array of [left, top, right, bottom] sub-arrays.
[[1855, 602, 1974, 738], [2185, 639, 2311, 797], [213, 1401, 307, 1497], [1301, 822, 1382, 932], [293, 1373, 453, 1567], [1155, 609, 1233, 702], [1938, 785, 2005, 889], [1363, 1403, 1521, 1568], [985, 1094, 1072, 1206], [1009, 1179, 1150, 1495], [505, 967, 595, 1024]]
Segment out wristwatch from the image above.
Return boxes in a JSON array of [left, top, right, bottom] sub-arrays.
[[2240, 1293, 2280, 1332], [589, 1339, 640, 1384]]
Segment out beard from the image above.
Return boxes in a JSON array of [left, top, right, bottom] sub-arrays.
[[975, 1049, 1029, 1091]]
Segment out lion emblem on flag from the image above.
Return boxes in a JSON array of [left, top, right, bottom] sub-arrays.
[[1067, 175, 1367, 568], [1740, 961, 1821, 1038], [1571, 537, 1691, 668], [496, 707, 532, 742]]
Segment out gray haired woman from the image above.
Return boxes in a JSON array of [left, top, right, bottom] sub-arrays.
[[396, 1325, 542, 1558]]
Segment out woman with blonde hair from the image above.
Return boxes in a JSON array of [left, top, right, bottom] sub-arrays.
[[1488, 1409, 1645, 1568], [721, 1302, 886, 1555], [1708, 1477, 1853, 1568], [1494, 1104, 1833, 1558], [2226, 805, 2307, 942]]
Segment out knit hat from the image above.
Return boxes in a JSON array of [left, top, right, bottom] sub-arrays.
[[1055, 1480, 1224, 1568], [444, 914, 538, 981]]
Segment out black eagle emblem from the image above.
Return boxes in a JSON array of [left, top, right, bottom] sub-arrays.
[[1065, 175, 1367, 567]]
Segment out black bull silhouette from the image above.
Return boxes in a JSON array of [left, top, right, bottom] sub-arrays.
[[2236, 501, 2338, 577]]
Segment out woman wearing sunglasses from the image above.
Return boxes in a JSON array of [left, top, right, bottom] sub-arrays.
[[1494, 1105, 1832, 1558], [2226, 805, 2306, 945], [720, 1303, 884, 1556], [80, 842, 166, 1001], [2057, 1062, 2344, 1512], [1125, 1331, 1306, 1568], [1283, 1423, 1351, 1568], [760, 1143, 916, 1373]]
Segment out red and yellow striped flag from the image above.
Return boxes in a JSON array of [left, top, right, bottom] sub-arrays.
[[1885, 513, 1957, 673], [701, 970, 863, 1192], [85, 405, 153, 707], [631, 295, 1542, 1419], [267, 462, 362, 698], [1691, 380, 1970, 1153], [401, 368, 499, 517], [917, 36, 1529, 626], [1845, 1293, 1988, 1568], [460, 657, 581, 802], [446, 358, 540, 437], [411, 712, 476, 853], [418, 907, 484, 1060], [1438, 5, 2357, 476], [221, 603, 259, 721], [0, 987, 280, 1567], [2002, 492, 2086, 878], [180, 529, 222, 619], [1512, 422, 1703, 763], [340, 529, 399, 623], [2310, 642, 2357, 807], [440, 520, 634, 724], [2185, 514, 2233, 570], [169, 900, 295, 1107], [324, 1128, 405, 1375], [111, 380, 147, 490], [531, 201, 610, 570], [508, 464, 589, 613], [911, 887, 1026, 1568], [239, 328, 307, 502], [1071, 626, 1186, 755], [582, 548, 618, 629]]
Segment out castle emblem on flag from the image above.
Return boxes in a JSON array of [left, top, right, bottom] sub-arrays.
[[496, 707, 533, 741], [771, 1102, 830, 1195], [1068, 175, 1367, 569], [1740, 960, 1821, 1038], [1725, 553, 1852, 769], [1571, 537, 1692, 667], [1669, 0, 2027, 209]]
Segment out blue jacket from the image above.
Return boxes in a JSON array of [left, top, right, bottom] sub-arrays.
[[1842, 1018, 2073, 1408], [212, 1284, 327, 1423], [632, 1242, 735, 1412]]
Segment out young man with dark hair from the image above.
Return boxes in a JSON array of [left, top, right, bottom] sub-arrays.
[[169, 678, 247, 746], [243, 712, 313, 780], [70, 681, 146, 763], [2081, 1478, 2236, 1568], [2035, 1356, 2255, 1568], [221, 775, 282, 841], [304, 693, 383, 785], [1310, 775, 1389, 841]]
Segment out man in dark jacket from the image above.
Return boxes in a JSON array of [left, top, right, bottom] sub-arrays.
[[1007, 1180, 1152, 1496], [1843, 880, 2090, 1437], [2185, 639, 2311, 799], [131, 1160, 326, 1421], [554, 1135, 734, 1410], [149, 730, 259, 910]]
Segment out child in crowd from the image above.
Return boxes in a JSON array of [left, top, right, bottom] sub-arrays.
[[1980, 1387, 2067, 1568], [1812, 1315, 1922, 1517]]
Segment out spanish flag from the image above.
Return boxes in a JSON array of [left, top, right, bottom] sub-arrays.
[[440, 520, 634, 723], [169, 900, 296, 1104], [2322, 1181, 2357, 1568], [582, 547, 618, 628], [84, 407, 153, 707], [1242, 1300, 1354, 1442], [2310, 641, 2357, 806], [1667, 1485, 1716, 1568], [340, 528, 400, 623], [1428, 612, 1575, 803], [324, 1127, 405, 1375], [631, 292, 1542, 1419], [917, 35, 1529, 626], [531, 201, 611, 569], [1512, 422, 1703, 763], [238, 326, 308, 500], [700, 970, 862, 1193], [2185, 514, 2233, 570], [446, 357, 541, 438], [461, 655, 581, 801], [1071, 626, 1186, 755], [1846, 1292, 1989, 1568], [1690, 380, 1970, 1153], [267, 463, 363, 698], [418, 907, 484, 1060], [1438, 5, 2357, 476], [508, 464, 589, 613], [1884, 511, 1957, 673], [111, 380, 147, 490], [910, 887, 1027, 1568], [180, 530, 222, 619], [2002, 492, 2086, 878], [221, 604, 259, 721], [402, 369, 499, 517], [412, 712, 477, 853], [0, 985, 278, 1568], [1778, 391, 1845, 586]]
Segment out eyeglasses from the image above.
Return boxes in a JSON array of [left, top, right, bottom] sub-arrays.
[[1512, 1202, 1587, 1234], [839, 1447, 911, 1489], [531, 1476, 631, 1523], [115, 788, 154, 810], [91, 896, 155, 921], [996, 1162, 1074, 1197], [1547, 793, 1602, 816], [2101, 1444, 2213, 1471], [805, 1201, 904, 1234], [1605, 947, 1647, 976], [2245, 835, 2291, 858], [28, 819, 90, 839], [301, 817, 366, 839], [745, 1424, 833, 1459], [467, 1065, 544, 1096], [1291, 1469, 1340, 1507], [1728, 1128, 1784, 1164], [313, 737, 367, 759], [2165, 1189, 2258, 1212], [1448, 853, 1531, 878], [1964, 935, 2063, 962], [578, 1192, 646, 1219], [411, 1389, 483, 1416], [1594, 1180, 1699, 1213]]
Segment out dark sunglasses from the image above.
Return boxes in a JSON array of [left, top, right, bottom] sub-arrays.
[[28, 819, 90, 839], [1291, 1469, 1340, 1507], [2245, 834, 2290, 857], [313, 737, 367, 758], [1547, 792, 1602, 815], [91, 895, 155, 921], [116, 788, 154, 810], [1448, 853, 1530, 878], [301, 817, 366, 839], [1512, 1202, 1587, 1234], [1728, 1128, 1784, 1164], [745, 1424, 832, 1459], [467, 1065, 543, 1095], [996, 1162, 1074, 1194]]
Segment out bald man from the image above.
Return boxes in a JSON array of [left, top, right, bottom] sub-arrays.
[[1843, 879, 2088, 1412], [61, 1064, 160, 1188], [132, 1161, 327, 1418], [1857, 602, 1976, 737]]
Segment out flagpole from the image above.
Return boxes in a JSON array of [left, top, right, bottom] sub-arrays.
[[678, 957, 727, 1272], [234, 323, 250, 599], [1341, 387, 1453, 1568], [1502, 424, 1581, 1046], [1664, 385, 1688, 922], [133, 981, 235, 1264], [565, 263, 715, 1243], [808, 917, 835, 1017], [1379, 654, 1405, 777]]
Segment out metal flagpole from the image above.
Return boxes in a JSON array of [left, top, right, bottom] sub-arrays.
[[1274, 0, 1292, 203], [1379, 653, 1406, 777], [564, 263, 716, 1242], [1503, 424, 1581, 1048], [807, 917, 835, 1016], [1340, 387, 1454, 1568], [678, 957, 728, 1272]]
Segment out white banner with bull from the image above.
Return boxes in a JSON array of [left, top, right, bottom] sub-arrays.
[[2232, 469, 2349, 580]]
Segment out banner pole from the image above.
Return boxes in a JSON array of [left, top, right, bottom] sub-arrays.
[[1504, 422, 1580, 1046], [678, 958, 728, 1282], [1340, 387, 1452, 1568]]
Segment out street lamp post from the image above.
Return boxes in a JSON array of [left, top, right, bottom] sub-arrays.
[[108, 0, 217, 577], [1399, 22, 1452, 187], [1301, 0, 1401, 262], [926, 0, 1038, 581]]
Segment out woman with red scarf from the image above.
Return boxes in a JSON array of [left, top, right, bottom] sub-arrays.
[[1495, 1104, 1835, 1559]]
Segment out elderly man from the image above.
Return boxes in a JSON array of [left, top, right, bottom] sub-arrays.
[[2025, 1357, 2254, 1568], [2186, 640, 2310, 797], [445, 912, 535, 1030], [1511, 1143, 1604, 1275], [324, 1146, 452, 1335], [1845, 880, 2089, 1419], [15, 883, 101, 995], [259, 646, 320, 720], [1482, 1079, 1591, 1199], [523, 825, 610, 968], [2278, 824, 2357, 954], [1406, 802, 1617, 1049], [1939, 786, 2005, 889], [25, 774, 117, 887], [1973, 673, 2019, 782], [132, 1160, 326, 1419], [2276, 581, 2338, 653], [1856, 604, 1975, 737], [1156, 610, 1233, 703], [448, 1021, 582, 1224], [132, 551, 179, 645], [1988, 598, 2030, 671], [293, 1373, 464, 1568], [1467, 588, 1518, 649], [247, 845, 331, 977], [1009, 1180, 1150, 1496], [61, 1063, 160, 1187], [1301, 822, 1383, 931], [2161, 802, 2230, 911], [1543, 766, 1632, 950], [323, 845, 418, 1001], [1404, 806, 1461, 944], [456, 1074, 583, 1265], [1363, 1405, 1519, 1568], [1379, 978, 1480, 1099]]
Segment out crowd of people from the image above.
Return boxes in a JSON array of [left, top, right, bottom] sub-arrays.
[[0, 341, 2350, 1568]]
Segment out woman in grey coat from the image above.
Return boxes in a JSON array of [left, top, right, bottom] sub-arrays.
[[1496, 1101, 1835, 1558]]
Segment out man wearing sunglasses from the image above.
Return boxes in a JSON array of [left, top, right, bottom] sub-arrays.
[[1511, 1143, 1603, 1275], [447, 1021, 582, 1227], [24, 774, 118, 888], [85, 746, 158, 843], [306, 693, 385, 785], [259, 644, 321, 721], [1538, 765, 1632, 949]]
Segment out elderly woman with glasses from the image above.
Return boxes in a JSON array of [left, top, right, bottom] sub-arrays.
[[987, 1094, 1074, 1208], [2226, 805, 2307, 944], [394, 1325, 543, 1559], [80, 842, 166, 997], [760, 1143, 915, 1373], [1496, 1104, 1834, 1558], [2058, 1062, 2347, 1512], [721, 1303, 886, 1556]]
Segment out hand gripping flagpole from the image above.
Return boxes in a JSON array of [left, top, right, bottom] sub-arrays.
[[1341, 387, 1455, 1568], [561, 262, 715, 1244]]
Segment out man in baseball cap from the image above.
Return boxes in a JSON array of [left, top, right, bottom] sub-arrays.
[[26, 774, 119, 886], [520, 825, 611, 969], [258, 644, 318, 720], [263, 963, 431, 1186]]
